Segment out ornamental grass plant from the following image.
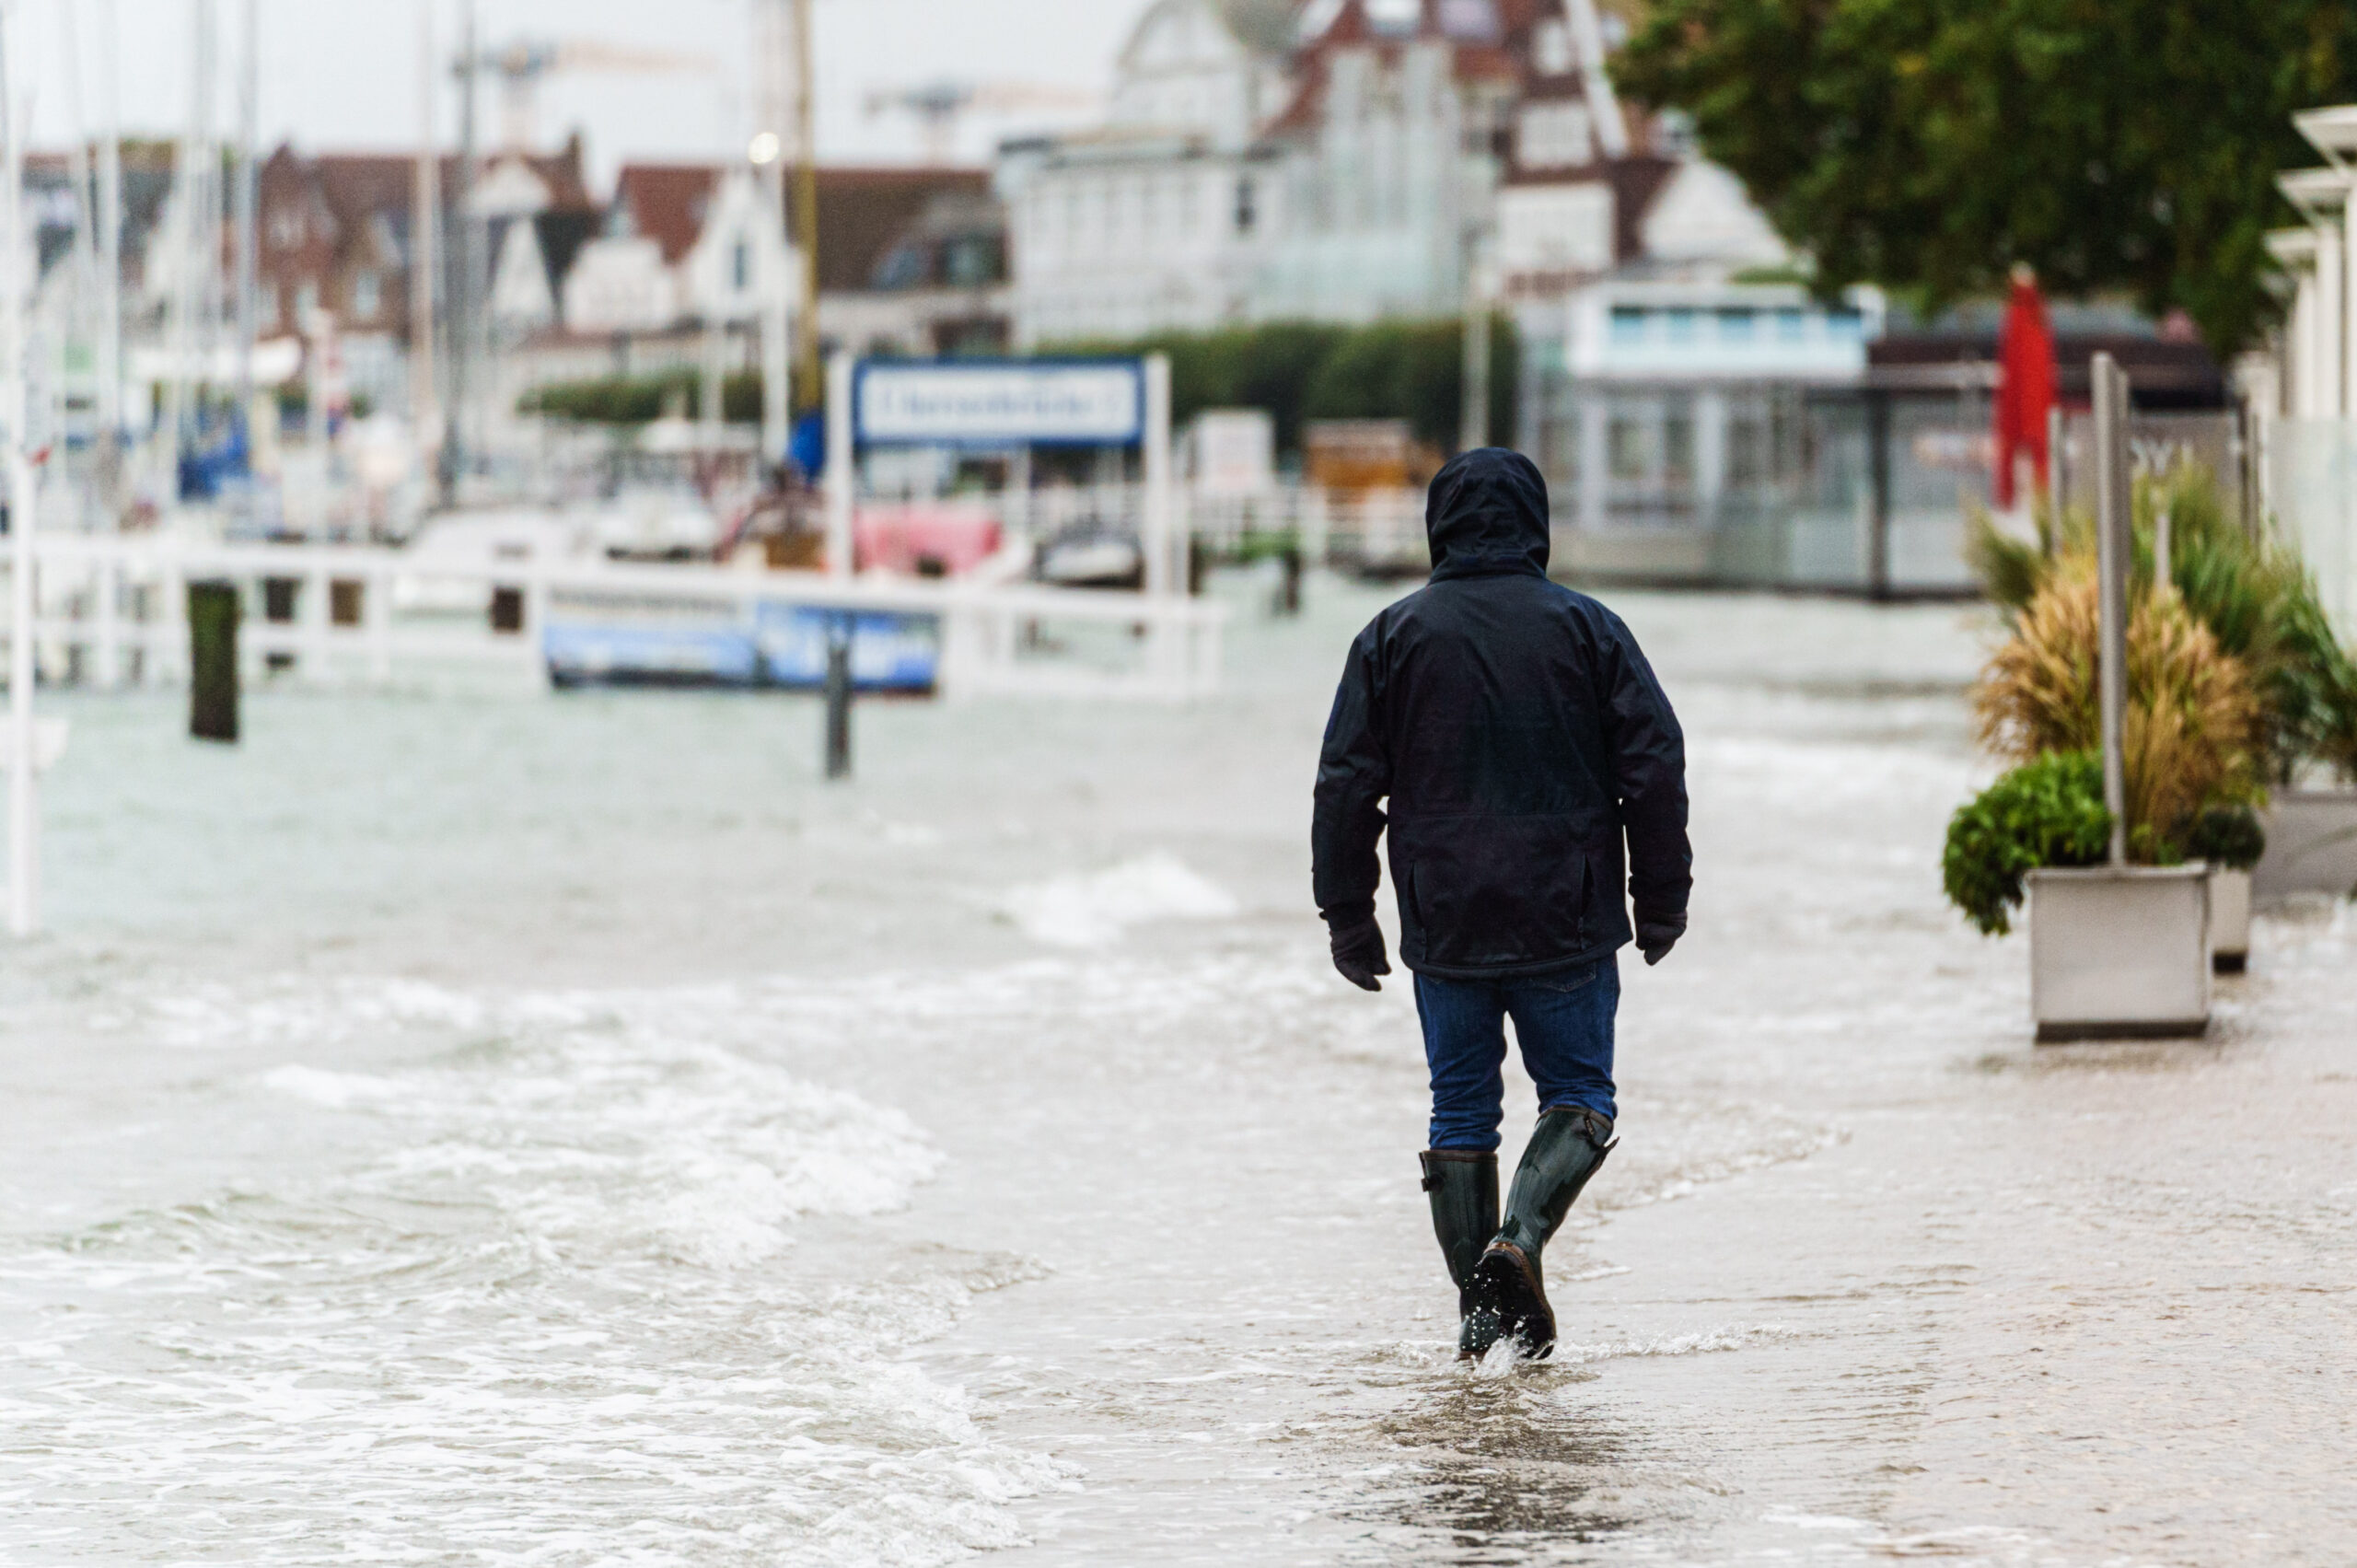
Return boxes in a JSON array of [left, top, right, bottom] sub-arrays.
[[1968, 465, 2357, 784], [1971, 557, 2263, 863]]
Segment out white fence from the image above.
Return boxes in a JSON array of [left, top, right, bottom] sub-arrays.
[[8, 536, 1227, 703]]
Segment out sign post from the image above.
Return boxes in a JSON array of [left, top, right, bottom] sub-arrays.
[[1143, 354, 1174, 599], [2092, 352, 2131, 868], [824, 352, 853, 580]]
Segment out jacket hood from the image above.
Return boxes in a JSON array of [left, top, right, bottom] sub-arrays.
[[1425, 448, 1551, 581]]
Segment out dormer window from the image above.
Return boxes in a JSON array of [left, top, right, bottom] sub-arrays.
[[1535, 20, 1574, 75]]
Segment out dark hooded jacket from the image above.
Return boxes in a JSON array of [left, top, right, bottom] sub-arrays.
[[1312, 448, 1690, 979]]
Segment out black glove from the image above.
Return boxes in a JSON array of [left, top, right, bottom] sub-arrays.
[[1635, 911, 1685, 968], [1328, 914, 1391, 992]]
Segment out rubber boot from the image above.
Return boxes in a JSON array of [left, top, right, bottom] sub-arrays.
[[1462, 1107, 1615, 1361], [1419, 1149, 1497, 1360]]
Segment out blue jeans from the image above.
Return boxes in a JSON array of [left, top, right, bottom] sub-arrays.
[[1415, 958, 1619, 1151]]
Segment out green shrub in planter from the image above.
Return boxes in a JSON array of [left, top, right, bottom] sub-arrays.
[[2183, 802, 2267, 871], [1943, 751, 2113, 936]]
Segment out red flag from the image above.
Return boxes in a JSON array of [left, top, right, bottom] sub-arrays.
[[1993, 270, 2057, 508]]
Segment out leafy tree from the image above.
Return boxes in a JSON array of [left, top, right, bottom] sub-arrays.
[[1050, 317, 1518, 457], [1616, 0, 2357, 353]]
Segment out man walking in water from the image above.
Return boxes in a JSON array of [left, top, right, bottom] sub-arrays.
[[1313, 448, 1690, 1361]]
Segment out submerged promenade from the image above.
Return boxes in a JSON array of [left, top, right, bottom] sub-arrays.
[[0, 577, 2348, 1564]]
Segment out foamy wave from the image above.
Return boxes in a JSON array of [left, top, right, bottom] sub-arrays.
[[1551, 1323, 1803, 1364], [0, 972, 1055, 1565], [999, 852, 1238, 947], [264, 1029, 939, 1270]]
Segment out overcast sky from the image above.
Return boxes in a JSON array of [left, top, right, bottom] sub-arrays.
[[11, 0, 1146, 187]]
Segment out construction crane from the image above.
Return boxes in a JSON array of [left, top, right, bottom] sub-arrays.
[[863, 80, 1102, 164], [465, 39, 721, 154]]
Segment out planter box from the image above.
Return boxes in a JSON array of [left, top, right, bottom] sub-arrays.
[[2211, 869, 2252, 973], [2027, 865, 2212, 1042], [2254, 790, 2357, 902]]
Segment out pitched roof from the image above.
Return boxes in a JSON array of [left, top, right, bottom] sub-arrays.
[[794, 168, 998, 292], [1215, 0, 1302, 53], [614, 163, 720, 265], [1267, 0, 1527, 138], [606, 163, 1002, 292]]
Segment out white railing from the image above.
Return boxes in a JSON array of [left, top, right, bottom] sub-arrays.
[[1183, 485, 1428, 573], [10, 535, 1226, 703]]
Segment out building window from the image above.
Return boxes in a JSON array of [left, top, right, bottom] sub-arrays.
[[1727, 417, 1766, 487], [1608, 306, 1647, 345], [1826, 307, 1865, 340], [352, 271, 380, 320], [733, 239, 751, 292], [873, 244, 929, 291], [1235, 177, 1257, 234], [1665, 308, 1701, 343], [1776, 308, 1806, 342], [1663, 413, 1695, 489], [296, 281, 319, 325], [1518, 101, 1594, 170], [1716, 308, 1758, 343], [1608, 416, 1651, 481], [1534, 19, 1574, 75], [944, 234, 1003, 287]]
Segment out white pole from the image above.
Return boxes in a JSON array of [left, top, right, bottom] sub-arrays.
[[2, 2, 37, 935], [234, 0, 258, 454], [2344, 196, 2357, 424], [55, 0, 98, 476], [700, 318, 725, 449], [1143, 353, 1174, 598], [2092, 352, 2130, 870], [95, 0, 123, 455], [192, 0, 219, 429], [411, 0, 439, 452], [823, 351, 853, 577], [2316, 222, 2343, 421], [2290, 264, 2316, 419]]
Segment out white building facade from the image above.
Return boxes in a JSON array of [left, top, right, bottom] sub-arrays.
[[1000, 0, 1292, 343]]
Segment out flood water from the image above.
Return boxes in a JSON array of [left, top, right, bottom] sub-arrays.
[[0, 575, 2350, 1565]]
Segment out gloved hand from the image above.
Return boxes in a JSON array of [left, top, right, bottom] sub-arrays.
[[1328, 914, 1391, 992], [1635, 911, 1685, 968]]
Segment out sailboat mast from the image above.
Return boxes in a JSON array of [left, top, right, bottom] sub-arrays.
[[234, 0, 257, 445], [2, 0, 41, 935], [412, 0, 439, 448], [95, 0, 123, 449]]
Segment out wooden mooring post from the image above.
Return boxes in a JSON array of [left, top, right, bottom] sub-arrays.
[[188, 580, 240, 743], [823, 613, 853, 781]]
